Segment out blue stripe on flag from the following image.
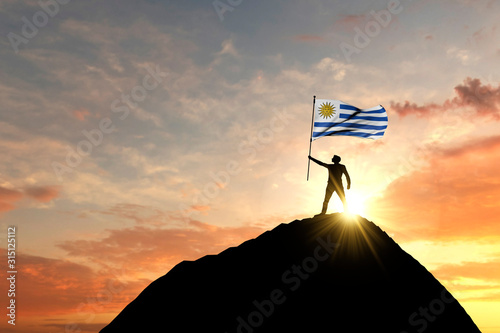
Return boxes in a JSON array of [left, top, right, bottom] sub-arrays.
[[312, 130, 385, 139], [314, 122, 387, 130], [339, 114, 388, 121], [339, 104, 359, 111], [353, 109, 386, 114]]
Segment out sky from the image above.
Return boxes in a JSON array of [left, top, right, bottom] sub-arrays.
[[0, 0, 499, 332]]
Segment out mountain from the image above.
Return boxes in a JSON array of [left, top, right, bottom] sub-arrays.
[[100, 213, 481, 333]]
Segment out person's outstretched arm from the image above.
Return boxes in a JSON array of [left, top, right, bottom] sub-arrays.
[[343, 165, 351, 189], [308, 155, 327, 168]]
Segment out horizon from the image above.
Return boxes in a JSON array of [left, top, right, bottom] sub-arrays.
[[1, 0, 500, 332]]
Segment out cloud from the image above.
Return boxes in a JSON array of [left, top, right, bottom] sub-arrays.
[[391, 77, 500, 119], [454, 77, 500, 118], [24, 185, 60, 203], [190, 205, 211, 212], [430, 257, 500, 301], [430, 135, 500, 158], [73, 109, 91, 121], [333, 14, 367, 30], [293, 34, 326, 42], [0, 186, 23, 212], [0, 252, 145, 317], [40, 323, 108, 333], [0, 186, 23, 199], [93, 203, 171, 225], [57, 219, 267, 278], [0, 185, 60, 213], [433, 258, 500, 282], [369, 134, 500, 241], [216, 38, 240, 57]]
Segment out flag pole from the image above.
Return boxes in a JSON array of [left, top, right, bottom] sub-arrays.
[[307, 95, 316, 181]]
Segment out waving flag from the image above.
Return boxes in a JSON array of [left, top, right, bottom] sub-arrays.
[[312, 99, 388, 140]]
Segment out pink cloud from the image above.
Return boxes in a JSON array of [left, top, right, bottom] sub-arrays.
[[391, 77, 500, 119], [389, 100, 441, 117], [454, 77, 500, 117]]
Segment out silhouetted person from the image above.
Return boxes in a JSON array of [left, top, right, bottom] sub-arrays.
[[309, 154, 351, 214]]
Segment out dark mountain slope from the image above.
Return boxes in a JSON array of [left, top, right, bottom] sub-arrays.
[[100, 213, 481, 333]]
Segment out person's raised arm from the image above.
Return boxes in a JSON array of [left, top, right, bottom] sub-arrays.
[[308, 155, 327, 168], [343, 165, 351, 189]]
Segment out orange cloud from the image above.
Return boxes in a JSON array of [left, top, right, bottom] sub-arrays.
[[73, 109, 91, 121], [0, 252, 149, 333], [0, 202, 15, 212], [24, 186, 60, 203], [0, 253, 122, 315], [433, 258, 500, 283], [293, 34, 326, 42], [333, 14, 367, 30], [430, 257, 500, 302], [95, 203, 168, 225], [57, 219, 266, 278], [0, 186, 23, 212], [191, 204, 211, 212], [0, 185, 60, 213], [391, 77, 500, 119], [369, 135, 500, 240], [0, 185, 60, 212], [430, 135, 500, 158], [0, 252, 152, 333]]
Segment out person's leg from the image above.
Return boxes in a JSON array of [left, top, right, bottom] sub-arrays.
[[321, 185, 334, 214], [336, 186, 348, 212]]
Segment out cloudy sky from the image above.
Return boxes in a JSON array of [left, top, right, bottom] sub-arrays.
[[1, 0, 499, 332]]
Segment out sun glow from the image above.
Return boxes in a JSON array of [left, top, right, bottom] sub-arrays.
[[346, 191, 367, 216]]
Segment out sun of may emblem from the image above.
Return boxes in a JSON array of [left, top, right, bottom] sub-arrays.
[[318, 102, 336, 119]]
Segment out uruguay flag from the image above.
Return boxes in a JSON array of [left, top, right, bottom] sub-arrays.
[[312, 99, 388, 140]]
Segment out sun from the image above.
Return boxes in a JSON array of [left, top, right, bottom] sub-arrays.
[[318, 102, 335, 119], [345, 191, 367, 216]]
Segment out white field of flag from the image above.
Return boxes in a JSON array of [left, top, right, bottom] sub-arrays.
[[312, 99, 388, 140]]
